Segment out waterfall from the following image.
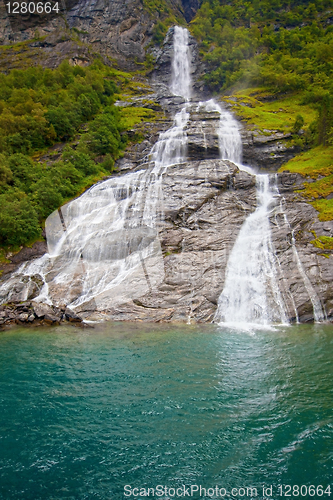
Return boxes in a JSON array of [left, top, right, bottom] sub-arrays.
[[170, 26, 192, 100], [212, 121, 325, 325], [0, 27, 191, 311], [203, 99, 242, 163], [200, 95, 291, 326], [214, 175, 288, 327], [0, 26, 325, 325]]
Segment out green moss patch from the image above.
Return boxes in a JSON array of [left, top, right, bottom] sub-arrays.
[[310, 235, 333, 250], [223, 88, 317, 134], [279, 145, 333, 222], [279, 145, 333, 178], [311, 199, 333, 222], [119, 107, 159, 129]]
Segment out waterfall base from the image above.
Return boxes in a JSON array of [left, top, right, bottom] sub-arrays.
[[0, 25, 332, 326], [2, 160, 331, 325]]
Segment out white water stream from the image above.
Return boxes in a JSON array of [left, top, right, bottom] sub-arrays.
[[0, 27, 191, 310], [214, 175, 289, 326], [0, 26, 325, 324], [170, 26, 192, 101]]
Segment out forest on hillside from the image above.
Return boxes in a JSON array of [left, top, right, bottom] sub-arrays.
[[192, 0, 333, 144], [0, 0, 332, 252], [0, 61, 156, 248]]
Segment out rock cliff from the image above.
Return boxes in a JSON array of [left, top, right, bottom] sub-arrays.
[[1, 96, 332, 325], [0, 25, 332, 327], [0, 0, 198, 70], [83, 129, 333, 324]]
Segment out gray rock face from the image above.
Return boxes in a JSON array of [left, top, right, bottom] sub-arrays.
[[102, 159, 257, 323], [271, 174, 333, 322], [67, 0, 152, 66], [92, 165, 331, 324], [241, 128, 301, 170], [181, 0, 200, 21], [0, 31, 331, 325], [0, 92, 332, 325], [0, 0, 184, 70]]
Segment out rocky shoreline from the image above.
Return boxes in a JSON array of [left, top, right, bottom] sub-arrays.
[[0, 301, 85, 329]]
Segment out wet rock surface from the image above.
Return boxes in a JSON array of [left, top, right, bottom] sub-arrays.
[[0, 241, 48, 278], [241, 128, 301, 170], [97, 166, 332, 324], [0, 94, 332, 325], [0, 301, 84, 329], [271, 174, 333, 323], [0, 32, 332, 326]]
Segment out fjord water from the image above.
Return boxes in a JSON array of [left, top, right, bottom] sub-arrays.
[[0, 323, 332, 499], [1, 27, 332, 499]]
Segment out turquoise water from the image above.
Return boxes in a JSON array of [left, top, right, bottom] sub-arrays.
[[0, 323, 332, 499]]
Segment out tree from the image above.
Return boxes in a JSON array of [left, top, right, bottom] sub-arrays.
[[0, 155, 13, 189], [0, 192, 41, 246], [62, 147, 99, 176], [33, 179, 64, 219], [45, 106, 76, 140]]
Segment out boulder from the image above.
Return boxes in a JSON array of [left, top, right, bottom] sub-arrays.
[[64, 307, 82, 323], [18, 313, 29, 322], [32, 302, 55, 319]]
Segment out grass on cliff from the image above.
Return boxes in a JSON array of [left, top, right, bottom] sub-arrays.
[[223, 88, 317, 135], [119, 106, 162, 128], [310, 235, 333, 251], [0, 40, 41, 71], [279, 145, 333, 178], [279, 145, 333, 250]]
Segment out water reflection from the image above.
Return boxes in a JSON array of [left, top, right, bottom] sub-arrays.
[[0, 323, 332, 499]]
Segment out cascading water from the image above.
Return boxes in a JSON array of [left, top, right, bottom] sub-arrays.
[[197, 97, 291, 326], [290, 230, 325, 322], [214, 175, 288, 326], [0, 27, 191, 311], [170, 26, 192, 101], [212, 120, 325, 325], [202, 99, 242, 164], [0, 26, 325, 325]]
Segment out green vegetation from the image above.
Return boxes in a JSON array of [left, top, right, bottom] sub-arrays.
[[192, 0, 333, 143], [279, 145, 333, 178], [223, 88, 317, 136], [279, 146, 333, 223], [142, 0, 185, 45], [192, 0, 333, 93], [310, 235, 333, 250], [192, 0, 333, 233], [120, 106, 159, 129], [0, 60, 157, 249]]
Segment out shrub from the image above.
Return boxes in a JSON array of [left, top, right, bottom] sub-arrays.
[[0, 191, 41, 246]]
